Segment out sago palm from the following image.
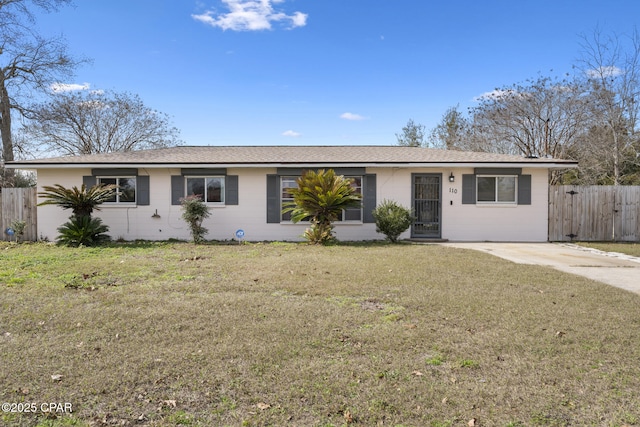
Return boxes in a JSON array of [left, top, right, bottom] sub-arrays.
[[38, 183, 116, 218], [56, 215, 111, 247], [283, 169, 362, 244], [38, 183, 116, 246]]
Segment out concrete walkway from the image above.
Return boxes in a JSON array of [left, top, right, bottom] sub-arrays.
[[440, 242, 640, 295]]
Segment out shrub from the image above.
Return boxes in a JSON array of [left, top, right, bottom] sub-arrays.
[[372, 200, 414, 243], [180, 195, 211, 244], [282, 169, 362, 244], [56, 216, 111, 247], [9, 219, 27, 242]]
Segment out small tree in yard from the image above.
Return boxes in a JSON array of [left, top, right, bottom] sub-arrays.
[[180, 195, 210, 244], [283, 169, 362, 244], [38, 183, 116, 246], [372, 200, 414, 243]]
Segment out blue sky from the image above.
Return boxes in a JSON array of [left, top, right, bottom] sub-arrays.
[[33, 0, 640, 146]]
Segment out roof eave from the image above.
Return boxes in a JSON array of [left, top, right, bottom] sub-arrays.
[[6, 160, 578, 170]]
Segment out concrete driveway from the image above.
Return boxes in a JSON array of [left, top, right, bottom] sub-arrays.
[[440, 242, 640, 295]]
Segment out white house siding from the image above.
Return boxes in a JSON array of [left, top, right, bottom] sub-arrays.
[[38, 168, 278, 242], [441, 167, 549, 242], [37, 169, 91, 242], [36, 168, 189, 242], [35, 166, 550, 243], [369, 167, 549, 242]]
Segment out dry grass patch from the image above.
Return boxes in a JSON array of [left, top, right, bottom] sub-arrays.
[[1, 241, 639, 427], [575, 242, 640, 258]]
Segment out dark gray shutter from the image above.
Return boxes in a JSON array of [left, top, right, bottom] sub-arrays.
[[335, 168, 367, 176], [225, 175, 239, 205], [181, 168, 227, 176], [276, 167, 367, 176], [462, 174, 476, 204], [362, 174, 376, 223], [91, 168, 138, 176], [266, 174, 280, 223], [137, 175, 150, 205], [518, 174, 532, 205], [171, 175, 184, 205], [474, 167, 522, 175], [276, 168, 304, 176], [83, 176, 96, 188]]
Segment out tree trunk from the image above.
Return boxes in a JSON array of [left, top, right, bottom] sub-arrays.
[[609, 122, 621, 186], [0, 76, 15, 187]]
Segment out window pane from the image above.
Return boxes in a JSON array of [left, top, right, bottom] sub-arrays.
[[186, 178, 205, 200], [281, 177, 297, 198], [341, 176, 362, 221], [344, 208, 362, 221], [99, 178, 117, 202], [497, 177, 516, 202], [281, 177, 296, 221], [477, 177, 496, 202], [206, 177, 224, 203], [348, 176, 362, 194], [119, 178, 136, 203], [100, 178, 116, 186]]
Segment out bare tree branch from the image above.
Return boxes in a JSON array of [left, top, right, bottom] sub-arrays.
[[576, 27, 640, 184], [0, 0, 84, 186], [26, 90, 182, 155], [395, 119, 426, 147]]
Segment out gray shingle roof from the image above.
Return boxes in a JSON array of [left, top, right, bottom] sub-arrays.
[[7, 145, 578, 168]]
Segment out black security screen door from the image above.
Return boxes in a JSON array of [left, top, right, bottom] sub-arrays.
[[412, 174, 441, 238]]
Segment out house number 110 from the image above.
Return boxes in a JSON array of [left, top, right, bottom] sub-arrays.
[[449, 188, 458, 194]]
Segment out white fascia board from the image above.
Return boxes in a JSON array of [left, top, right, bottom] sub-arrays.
[[384, 162, 577, 169], [6, 161, 578, 170]]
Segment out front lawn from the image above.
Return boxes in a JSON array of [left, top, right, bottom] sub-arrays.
[[575, 242, 640, 258], [1, 242, 639, 427]]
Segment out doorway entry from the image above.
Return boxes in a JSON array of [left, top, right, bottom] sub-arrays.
[[412, 174, 442, 238]]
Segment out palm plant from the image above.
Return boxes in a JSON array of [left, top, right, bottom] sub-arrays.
[[38, 183, 116, 246], [38, 183, 117, 218], [56, 216, 111, 247], [283, 169, 362, 244]]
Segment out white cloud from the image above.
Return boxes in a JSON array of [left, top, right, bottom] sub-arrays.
[[282, 130, 301, 137], [586, 65, 623, 78], [50, 82, 91, 93], [289, 11, 307, 27], [192, 0, 308, 31], [340, 112, 367, 121]]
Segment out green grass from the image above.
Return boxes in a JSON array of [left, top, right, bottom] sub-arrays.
[[575, 241, 640, 257], [1, 241, 640, 426]]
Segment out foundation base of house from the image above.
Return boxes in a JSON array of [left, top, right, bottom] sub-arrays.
[[406, 238, 449, 243]]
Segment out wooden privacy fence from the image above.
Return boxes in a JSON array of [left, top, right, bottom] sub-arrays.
[[549, 185, 640, 242], [1, 187, 37, 242]]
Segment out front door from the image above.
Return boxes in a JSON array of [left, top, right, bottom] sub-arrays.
[[412, 174, 441, 238]]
